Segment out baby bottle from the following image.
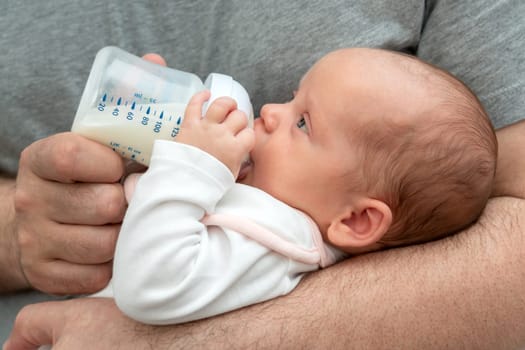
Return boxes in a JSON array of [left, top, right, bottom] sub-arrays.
[[72, 46, 253, 166]]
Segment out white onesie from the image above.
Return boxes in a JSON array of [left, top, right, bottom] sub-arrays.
[[97, 140, 345, 325]]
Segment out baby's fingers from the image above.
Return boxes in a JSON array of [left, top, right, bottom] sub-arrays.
[[184, 90, 211, 123], [236, 127, 255, 153], [224, 110, 249, 135], [205, 97, 237, 123]]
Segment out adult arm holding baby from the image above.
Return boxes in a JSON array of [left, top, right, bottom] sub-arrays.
[[5, 189, 525, 349], [493, 119, 525, 199]]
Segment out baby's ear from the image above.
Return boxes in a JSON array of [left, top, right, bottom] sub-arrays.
[[326, 199, 392, 250]]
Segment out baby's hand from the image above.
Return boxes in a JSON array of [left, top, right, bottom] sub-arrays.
[[177, 90, 254, 178]]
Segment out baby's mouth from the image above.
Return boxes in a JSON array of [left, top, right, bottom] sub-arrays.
[[237, 158, 253, 181]]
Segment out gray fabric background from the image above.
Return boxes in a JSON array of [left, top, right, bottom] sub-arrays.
[[1, 0, 524, 343]]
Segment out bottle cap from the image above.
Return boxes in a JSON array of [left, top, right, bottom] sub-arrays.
[[204, 73, 254, 126]]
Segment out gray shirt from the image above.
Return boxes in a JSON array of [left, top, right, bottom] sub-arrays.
[[2, 0, 524, 175]]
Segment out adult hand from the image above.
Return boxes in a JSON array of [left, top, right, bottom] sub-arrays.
[[3, 298, 140, 350], [4, 298, 224, 350], [13, 53, 167, 295], [14, 133, 126, 294]]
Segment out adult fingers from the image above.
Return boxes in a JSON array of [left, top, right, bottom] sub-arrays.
[[142, 53, 167, 66], [35, 182, 126, 225], [17, 219, 118, 294], [16, 150, 127, 225], [18, 222, 119, 265], [20, 133, 125, 184], [4, 298, 139, 350], [23, 260, 113, 295], [3, 302, 61, 350]]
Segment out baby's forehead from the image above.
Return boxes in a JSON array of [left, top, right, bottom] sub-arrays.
[[300, 48, 466, 126], [317, 48, 437, 81]]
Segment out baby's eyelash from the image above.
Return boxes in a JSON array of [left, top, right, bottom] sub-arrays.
[[297, 115, 309, 133]]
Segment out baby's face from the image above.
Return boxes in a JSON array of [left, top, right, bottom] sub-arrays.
[[239, 48, 432, 233]]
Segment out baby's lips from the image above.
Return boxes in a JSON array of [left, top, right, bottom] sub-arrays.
[[237, 157, 252, 180]]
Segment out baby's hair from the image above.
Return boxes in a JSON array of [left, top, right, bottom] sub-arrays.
[[355, 52, 497, 247]]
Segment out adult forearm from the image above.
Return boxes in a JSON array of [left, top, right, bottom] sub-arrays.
[[493, 119, 525, 198], [154, 197, 525, 349], [0, 177, 29, 292], [6, 197, 525, 349]]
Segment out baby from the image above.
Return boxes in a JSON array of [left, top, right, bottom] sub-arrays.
[[101, 48, 497, 324]]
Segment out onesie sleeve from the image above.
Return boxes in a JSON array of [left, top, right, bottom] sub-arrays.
[[112, 140, 306, 325], [112, 140, 236, 324]]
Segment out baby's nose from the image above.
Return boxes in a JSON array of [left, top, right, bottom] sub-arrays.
[[260, 104, 280, 132]]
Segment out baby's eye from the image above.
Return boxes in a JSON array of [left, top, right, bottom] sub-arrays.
[[297, 114, 309, 133]]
